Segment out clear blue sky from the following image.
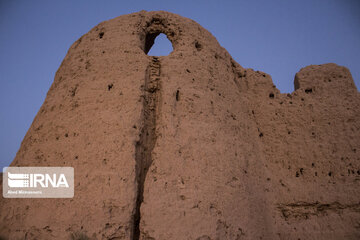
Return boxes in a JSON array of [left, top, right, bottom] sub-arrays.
[[0, 0, 359, 169]]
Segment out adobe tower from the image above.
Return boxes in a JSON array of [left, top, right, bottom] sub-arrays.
[[1, 11, 359, 240]]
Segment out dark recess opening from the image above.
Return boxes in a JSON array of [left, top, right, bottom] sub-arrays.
[[144, 32, 173, 56]]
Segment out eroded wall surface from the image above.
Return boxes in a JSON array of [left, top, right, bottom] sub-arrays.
[[0, 11, 359, 240]]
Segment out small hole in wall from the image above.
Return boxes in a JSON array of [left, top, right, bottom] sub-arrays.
[[195, 41, 202, 51], [176, 90, 180, 101], [305, 88, 312, 93], [145, 33, 173, 56], [99, 32, 104, 39], [269, 93, 274, 99]]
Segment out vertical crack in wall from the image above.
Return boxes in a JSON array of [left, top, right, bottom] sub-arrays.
[[133, 57, 161, 240]]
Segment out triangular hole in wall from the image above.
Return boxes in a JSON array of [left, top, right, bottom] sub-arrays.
[[147, 33, 173, 56]]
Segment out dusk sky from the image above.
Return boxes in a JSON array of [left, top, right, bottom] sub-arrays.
[[0, 0, 359, 169]]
